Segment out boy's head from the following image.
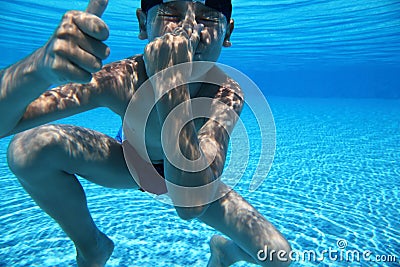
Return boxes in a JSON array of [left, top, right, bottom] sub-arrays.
[[137, 0, 234, 62]]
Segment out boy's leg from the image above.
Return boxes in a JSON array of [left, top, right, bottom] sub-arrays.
[[199, 183, 291, 267], [7, 124, 138, 267]]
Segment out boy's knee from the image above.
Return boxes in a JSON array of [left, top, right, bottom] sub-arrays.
[[7, 126, 61, 177]]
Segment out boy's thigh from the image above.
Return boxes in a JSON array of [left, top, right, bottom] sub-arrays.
[[8, 124, 138, 189]]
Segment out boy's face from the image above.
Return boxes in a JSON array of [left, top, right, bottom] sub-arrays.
[[138, 1, 233, 62]]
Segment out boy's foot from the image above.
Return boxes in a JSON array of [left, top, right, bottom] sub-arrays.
[[207, 235, 234, 267], [76, 231, 114, 267]]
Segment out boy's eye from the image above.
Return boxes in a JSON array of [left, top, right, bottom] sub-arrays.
[[160, 14, 180, 20], [157, 10, 181, 21], [196, 17, 220, 25], [196, 11, 221, 25]]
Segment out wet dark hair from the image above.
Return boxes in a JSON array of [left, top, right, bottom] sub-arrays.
[[141, 0, 232, 22]]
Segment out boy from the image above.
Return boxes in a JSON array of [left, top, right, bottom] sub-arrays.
[[0, 0, 291, 266]]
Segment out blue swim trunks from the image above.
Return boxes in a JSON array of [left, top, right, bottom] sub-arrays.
[[115, 126, 124, 143]]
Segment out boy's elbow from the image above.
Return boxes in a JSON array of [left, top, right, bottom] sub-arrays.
[[175, 205, 209, 221]]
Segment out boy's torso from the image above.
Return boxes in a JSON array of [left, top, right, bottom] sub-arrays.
[[118, 55, 222, 163]]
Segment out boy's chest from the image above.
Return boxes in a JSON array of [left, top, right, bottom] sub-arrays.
[[124, 87, 205, 162], [143, 101, 206, 159], [123, 86, 162, 161]]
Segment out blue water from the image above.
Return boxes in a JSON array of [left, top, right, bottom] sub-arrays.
[[0, 0, 399, 266]]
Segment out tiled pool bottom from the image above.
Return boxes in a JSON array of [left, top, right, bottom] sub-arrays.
[[0, 97, 399, 266]]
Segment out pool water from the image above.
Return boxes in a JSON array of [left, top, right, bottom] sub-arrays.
[[1, 98, 399, 266], [0, 0, 399, 266]]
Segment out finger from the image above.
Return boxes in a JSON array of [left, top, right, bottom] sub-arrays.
[[57, 15, 110, 55], [72, 29, 110, 60], [53, 39, 103, 73], [86, 0, 108, 17], [190, 24, 203, 50], [182, 22, 193, 37], [63, 64, 93, 83], [172, 27, 189, 38], [74, 13, 109, 41], [52, 57, 93, 84], [194, 24, 204, 34], [79, 36, 110, 60]]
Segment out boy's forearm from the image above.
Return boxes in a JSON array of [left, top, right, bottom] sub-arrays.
[[155, 83, 205, 162], [155, 84, 217, 216], [0, 48, 51, 136], [3, 82, 101, 138]]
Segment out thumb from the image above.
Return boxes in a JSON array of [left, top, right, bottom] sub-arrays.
[[86, 0, 109, 17]]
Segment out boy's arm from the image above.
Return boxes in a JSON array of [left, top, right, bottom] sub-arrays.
[[0, 53, 53, 137], [143, 26, 243, 219], [152, 67, 243, 218], [2, 57, 142, 138], [197, 80, 244, 180], [0, 0, 109, 137], [162, 77, 244, 219]]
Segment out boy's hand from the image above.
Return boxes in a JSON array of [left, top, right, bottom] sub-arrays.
[[37, 0, 110, 84], [143, 24, 203, 81]]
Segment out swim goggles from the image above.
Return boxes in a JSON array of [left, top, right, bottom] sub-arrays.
[[141, 0, 232, 22]]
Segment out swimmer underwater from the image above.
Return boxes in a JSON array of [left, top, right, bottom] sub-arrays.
[[0, 0, 291, 266]]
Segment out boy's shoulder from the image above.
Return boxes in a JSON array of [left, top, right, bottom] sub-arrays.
[[196, 67, 244, 101]]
